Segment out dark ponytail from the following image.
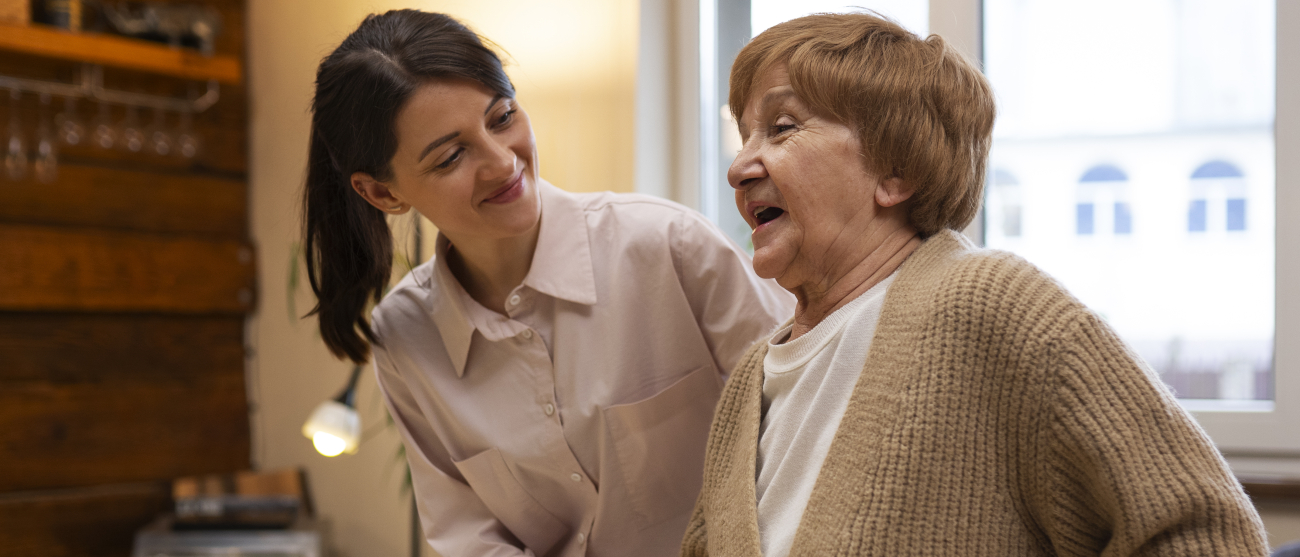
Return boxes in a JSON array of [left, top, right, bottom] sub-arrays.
[[303, 10, 515, 363]]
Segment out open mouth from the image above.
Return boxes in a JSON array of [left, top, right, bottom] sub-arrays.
[[754, 206, 785, 226]]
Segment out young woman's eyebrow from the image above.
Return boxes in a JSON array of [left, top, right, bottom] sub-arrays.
[[484, 93, 505, 115], [418, 131, 460, 162]]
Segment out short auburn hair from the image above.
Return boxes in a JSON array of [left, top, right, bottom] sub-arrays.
[[729, 12, 995, 236]]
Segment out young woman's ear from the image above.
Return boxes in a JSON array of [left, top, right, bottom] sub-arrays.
[[874, 175, 915, 208], [351, 172, 410, 214]]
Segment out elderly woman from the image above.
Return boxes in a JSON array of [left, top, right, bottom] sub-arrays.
[[682, 12, 1267, 557]]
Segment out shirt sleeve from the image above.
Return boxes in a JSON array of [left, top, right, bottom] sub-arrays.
[[1031, 310, 1268, 556], [669, 210, 795, 376], [371, 317, 536, 557]]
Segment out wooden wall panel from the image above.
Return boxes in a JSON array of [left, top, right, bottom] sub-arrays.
[[0, 314, 250, 492], [0, 224, 255, 313], [0, 0, 252, 548], [0, 483, 170, 557], [0, 164, 245, 235]]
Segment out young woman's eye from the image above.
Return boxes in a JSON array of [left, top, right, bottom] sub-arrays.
[[494, 109, 517, 128], [434, 147, 464, 170]]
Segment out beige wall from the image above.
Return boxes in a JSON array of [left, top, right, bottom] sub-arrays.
[[1262, 505, 1300, 549], [246, 0, 637, 554]]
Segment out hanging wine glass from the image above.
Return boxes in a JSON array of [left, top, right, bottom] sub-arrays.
[[34, 93, 57, 183], [177, 109, 198, 159], [93, 101, 117, 150], [148, 106, 173, 156], [56, 96, 84, 146], [120, 104, 144, 153], [5, 89, 27, 181]]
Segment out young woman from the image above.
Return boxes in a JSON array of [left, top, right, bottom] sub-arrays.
[[302, 10, 791, 557]]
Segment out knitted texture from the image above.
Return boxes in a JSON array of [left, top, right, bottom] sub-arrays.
[[681, 230, 1268, 557]]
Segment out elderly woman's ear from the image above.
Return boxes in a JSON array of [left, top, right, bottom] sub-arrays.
[[875, 175, 915, 208]]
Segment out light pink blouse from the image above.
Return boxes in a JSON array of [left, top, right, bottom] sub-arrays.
[[371, 181, 793, 557]]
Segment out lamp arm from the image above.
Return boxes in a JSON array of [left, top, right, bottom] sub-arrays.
[[333, 364, 363, 408]]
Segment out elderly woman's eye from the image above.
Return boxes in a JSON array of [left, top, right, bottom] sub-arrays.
[[771, 122, 796, 135]]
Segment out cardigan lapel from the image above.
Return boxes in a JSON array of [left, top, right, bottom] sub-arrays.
[[704, 338, 770, 557], [787, 231, 976, 556]]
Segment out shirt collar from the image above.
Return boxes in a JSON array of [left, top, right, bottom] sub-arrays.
[[424, 179, 598, 378], [524, 180, 598, 307], [427, 234, 476, 377]]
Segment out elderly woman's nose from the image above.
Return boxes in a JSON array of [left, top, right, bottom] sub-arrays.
[[728, 145, 764, 190]]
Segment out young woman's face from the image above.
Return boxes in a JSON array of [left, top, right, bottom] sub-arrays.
[[383, 79, 541, 243]]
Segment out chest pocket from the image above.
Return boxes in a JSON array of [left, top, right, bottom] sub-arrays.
[[601, 363, 723, 528], [452, 447, 569, 555]]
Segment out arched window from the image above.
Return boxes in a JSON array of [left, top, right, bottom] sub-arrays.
[[990, 168, 1022, 237], [1078, 164, 1131, 235], [1189, 160, 1246, 232]]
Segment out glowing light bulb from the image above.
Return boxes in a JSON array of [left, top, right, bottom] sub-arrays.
[[303, 366, 364, 457], [302, 399, 360, 456], [312, 432, 348, 457]]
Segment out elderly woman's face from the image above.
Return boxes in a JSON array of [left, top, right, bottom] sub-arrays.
[[729, 65, 891, 287]]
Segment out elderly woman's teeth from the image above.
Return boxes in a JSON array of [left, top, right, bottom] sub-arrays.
[[756, 207, 785, 225]]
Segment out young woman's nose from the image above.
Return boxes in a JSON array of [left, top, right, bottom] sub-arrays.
[[480, 136, 517, 181]]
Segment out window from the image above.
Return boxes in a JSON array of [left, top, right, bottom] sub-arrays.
[[1188, 199, 1208, 232], [1227, 198, 1247, 231], [1075, 203, 1094, 235], [1114, 202, 1133, 234], [1075, 164, 1130, 237], [984, 0, 1276, 417], [1189, 160, 1249, 233], [988, 168, 1022, 238]]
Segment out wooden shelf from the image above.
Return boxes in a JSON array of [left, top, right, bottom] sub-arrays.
[[0, 23, 242, 85]]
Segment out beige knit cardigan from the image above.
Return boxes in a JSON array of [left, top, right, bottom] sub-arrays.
[[682, 230, 1267, 556]]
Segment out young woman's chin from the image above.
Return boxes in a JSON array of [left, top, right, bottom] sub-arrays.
[[478, 187, 542, 239]]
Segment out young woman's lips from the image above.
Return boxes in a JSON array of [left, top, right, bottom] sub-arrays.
[[483, 172, 525, 205]]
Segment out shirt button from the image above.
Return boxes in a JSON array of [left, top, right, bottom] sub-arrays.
[[570, 473, 582, 483], [522, 329, 533, 339], [508, 294, 521, 306], [577, 533, 586, 545], [544, 403, 555, 416]]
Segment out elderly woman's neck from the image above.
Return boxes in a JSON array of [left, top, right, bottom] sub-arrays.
[[787, 227, 922, 341]]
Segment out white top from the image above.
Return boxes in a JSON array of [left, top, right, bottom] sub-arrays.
[[371, 181, 793, 557], [755, 271, 897, 557]]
